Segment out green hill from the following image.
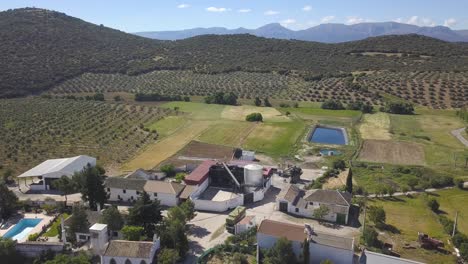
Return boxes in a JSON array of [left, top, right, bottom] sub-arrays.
[[0, 8, 467, 99]]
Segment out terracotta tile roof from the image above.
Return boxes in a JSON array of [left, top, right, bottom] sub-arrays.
[[105, 177, 146, 191], [238, 215, 255, 225], [304, 189, 351, 206], [143, 181, 185, 195], [184, 160, 216, 185], [258, 220, 354, 250], [179, 185, 196, 199], [258, 219, 306, 242], [103, 240, 154, 258], [278, 184, 304, 205]]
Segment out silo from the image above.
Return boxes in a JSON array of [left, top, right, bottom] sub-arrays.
[[244, 164, 263, 187]]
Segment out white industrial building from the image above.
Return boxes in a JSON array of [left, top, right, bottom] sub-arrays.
[[257, 219, 355, 264], [105, 177, 185, 207], [277, 185, 352, 225], [183, 161, 272, 212], [18, 155, 96, 191]]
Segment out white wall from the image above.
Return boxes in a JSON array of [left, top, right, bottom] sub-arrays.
[[147, 192, 179, 207], [190, 179, 209, 199], [107, 187, 140, 203], [194, 195, 243, 212], [279, 200, 349, 223], [257, 233, 303, 258], [16, 243, 64, 258], [101, 256, 152, 264], [309, 243, 354, 264]]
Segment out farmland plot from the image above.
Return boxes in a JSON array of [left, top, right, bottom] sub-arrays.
[[358, 140, 425, 165], [0, 98, 169, 175]]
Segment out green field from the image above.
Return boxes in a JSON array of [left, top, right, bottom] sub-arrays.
[[369, 193, 457, 263], [197, 121, 254, 147], [161, 101, 226, 120], [146, 116, 187, 138]]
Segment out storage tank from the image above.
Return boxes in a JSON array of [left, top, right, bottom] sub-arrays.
[[244, 164, 263, 187]]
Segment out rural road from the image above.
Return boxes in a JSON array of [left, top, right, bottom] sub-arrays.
[[451, 127, 468, 147], [356, 187, 454, 198]]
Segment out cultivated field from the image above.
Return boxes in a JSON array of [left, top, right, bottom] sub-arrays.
[[358, 140, 425, 165], [0, 98, 170, 175], [359, 112, 392, 140], [221, 105, 290, 122], [196, 121, 255, 147], [146, 115, 187, 138], [369, 195, 456, 264]]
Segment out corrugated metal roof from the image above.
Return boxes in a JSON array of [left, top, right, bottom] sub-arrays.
[[18, 155, 96, 178], [184, 160, 216, 185]]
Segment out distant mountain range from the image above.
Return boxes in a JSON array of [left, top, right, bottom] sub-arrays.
[[135, 22, 468, 43]]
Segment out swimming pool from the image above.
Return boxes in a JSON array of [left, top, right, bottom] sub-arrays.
[[309, 126, 347, 145], [2, 218, 42, 241]]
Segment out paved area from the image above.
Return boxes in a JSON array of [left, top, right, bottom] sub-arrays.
[[451, 127, 468, 147]]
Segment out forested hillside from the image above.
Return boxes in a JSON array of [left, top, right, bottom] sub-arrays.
[[1, 8, 468, 99]]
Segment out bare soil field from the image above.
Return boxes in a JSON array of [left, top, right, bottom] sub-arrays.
[[323, 168, 355, 189], [358, 140, 425, 165], [158, 141, 234, 168]]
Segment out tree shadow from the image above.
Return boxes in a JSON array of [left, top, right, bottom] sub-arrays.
[[378, 223, 401, 234], [188, 225, 210, 238]]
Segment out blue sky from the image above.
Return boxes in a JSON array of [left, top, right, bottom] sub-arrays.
[[1, 0, 467, 32]]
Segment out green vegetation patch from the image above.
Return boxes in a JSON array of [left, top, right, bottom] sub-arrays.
[[243, 121, 306, 157], [44, 213, 70, 237], [146, 116, 187, 138], [197, 121, 253, 147], [160, 102, 225, 120]]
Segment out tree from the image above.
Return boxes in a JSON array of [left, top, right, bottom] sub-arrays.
[[0, 238, 24, 264], [0, 183, 18, 220], [427, 198, 440, 212], [254, 97, 262, 106], [180, 200, 196, 221], [100, 206, 123, 233], [386, 186, 395, 197], [264, 97, 272, 107], [460, 243, 468, 260], [368, 206, 386, 225], [321, 100, 345, 110], [1, 169, 13, 184], [68, 206, 89, 242], [245, 113, 263, 122], [72, 165, 107, 210], [52, 176, 76, 205], [128, 191, 162, 238], [362, 227, 379, 247], [264, 237, 297, 264], [121, 225, 144, 241], [332, 159, 346, 171], [160, 164, 176, 177], [303, 239, 310, 264], [231, 253, 248, 264], [174, 173, 185, 183], [158, 248, 179, 264], [313, 204, 330, 220], [44, 253, 90, 264], [383, 102, 414, 115], [346, 168, 353, 193]]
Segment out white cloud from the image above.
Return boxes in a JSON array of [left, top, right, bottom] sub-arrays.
[[177, 4, 190, 9], [320, 16, 336, 23], [238, 9, 252, 13], [264, 10, 280, 16], [395, 16, 436, 27], [302, 5, 312, 12], [280, 18, 297, 27], [444, 18, 457, 27], [346, 16, 372, 25], [206, 7, 229, 12]]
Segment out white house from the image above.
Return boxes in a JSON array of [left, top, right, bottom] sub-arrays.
[[105, 177, 185, 207], [101, 237, 160, 264], [277, 185, 352, 225], [18, 155, 96, 191], [257, 219, 354, 264], [235, 215, 256, 235]]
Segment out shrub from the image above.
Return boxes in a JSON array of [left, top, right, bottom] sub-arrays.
[[438, 215, 455, 235], [321, 100, 345, 110], [160, 164, 176, 177], [332, 159, 346, 171], [28, 233, 39, 241], [382, 102, 414, 115], [245, 113, 263, 122], [121, 225, 143, 241], [362, 227, 379, 247], [427, 198, 440, 212]]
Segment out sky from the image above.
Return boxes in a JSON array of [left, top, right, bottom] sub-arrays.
[[1, 0, 467, 32]]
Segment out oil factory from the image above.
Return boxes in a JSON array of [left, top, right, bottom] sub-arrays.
[[183, 160, 273, 212]]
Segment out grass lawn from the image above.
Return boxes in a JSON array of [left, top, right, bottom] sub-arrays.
[[243, 121, 306, 157], [221, 105, 290, 122], [146, 116, 187, 138], [282, 107, 361, 118], [436, 188, 468, 234], [359, 112, 391, 140], [197, 121, 254, 147], [369, 196, 455, 263], [44, 213, 69, 237]]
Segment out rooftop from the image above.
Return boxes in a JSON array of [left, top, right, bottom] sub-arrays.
[[143, 181, 185, 195], [179, 184, 196, 199], [258, 219, 354, 250], [105, 177, 146, 191], [278, 184, 304, 205], [18, 155, 96, 178], [184, 160, 216, 185], [103, 240, 154, 258], [238, 215, 255, 225], [304, 189, 352, 207], [360, 249, 425, 264], [89, 223, 107, 231]]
